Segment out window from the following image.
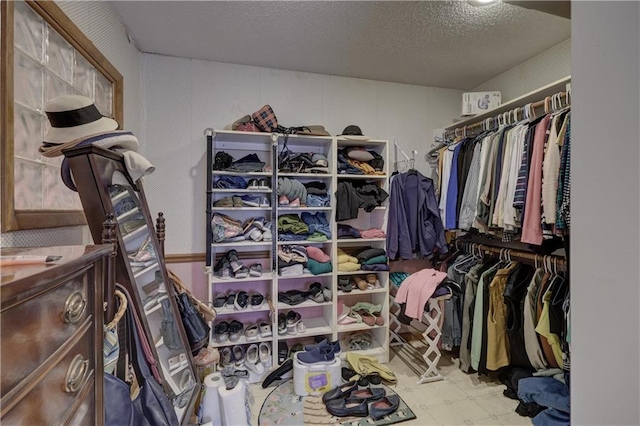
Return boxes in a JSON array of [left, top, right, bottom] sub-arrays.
[[1, 0, 123, 231]]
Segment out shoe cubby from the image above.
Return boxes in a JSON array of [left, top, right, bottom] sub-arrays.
[[206, 130, 390, 367]]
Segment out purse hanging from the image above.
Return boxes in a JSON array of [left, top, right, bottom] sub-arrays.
[[103, 289, 127, 374], [104, 285, 179, 426]]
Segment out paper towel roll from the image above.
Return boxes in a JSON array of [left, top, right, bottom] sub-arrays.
[[200, 373, 223, 426], [218, 379, 249, 426]]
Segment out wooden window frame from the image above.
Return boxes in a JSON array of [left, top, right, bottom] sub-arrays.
[[1, 0, 123, 231]]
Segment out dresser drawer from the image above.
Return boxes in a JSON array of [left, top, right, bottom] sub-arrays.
[[1, 328, 95, 425], [1, 267, 92, 394], [65, 374, 96, 426]]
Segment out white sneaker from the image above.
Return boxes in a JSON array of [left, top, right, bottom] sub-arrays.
[[259, 342, 272, 368], [245, 344, 265, 375]]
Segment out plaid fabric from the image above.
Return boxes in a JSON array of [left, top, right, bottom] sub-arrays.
[[252, 105, 278, 131], [236, 121, 260, 132]]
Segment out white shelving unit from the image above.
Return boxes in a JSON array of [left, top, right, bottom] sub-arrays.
[[205, 130, 390, 368]]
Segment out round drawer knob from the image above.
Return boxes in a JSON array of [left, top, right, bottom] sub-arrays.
[[63, 291, 87, 324], [65, 354, 89, 393]]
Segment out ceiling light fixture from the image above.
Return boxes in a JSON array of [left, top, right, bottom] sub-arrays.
[[468, 0, 500, 6]]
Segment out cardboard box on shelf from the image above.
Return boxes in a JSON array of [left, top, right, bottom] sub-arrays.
[[462, 91, 501, 116]]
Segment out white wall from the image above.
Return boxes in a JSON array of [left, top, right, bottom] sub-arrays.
[[139, 54, 462, 254], [472, 38, 571, 102], [571, 3, 640, 425], [0, 1, 141, 248]]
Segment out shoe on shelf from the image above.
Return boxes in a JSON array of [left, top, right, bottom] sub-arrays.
[[234, 291, 249, 310], [215, 321, 229, 343], [225, 292, 236, 308], [220, 347, 234, 367], [288, 198, 301, 207], [325, 399, 369, 418], [258, 197, 270, 208], [245, 324, 259, 341], [259, 342, 272, 368], [247, 179, 261, 190], [249, 264, 263, 277], [232, 345, 245, 366], [296, 321, 306, 334], [258, 179, 270, 190], [322, 381, 358, 403], [277, 342, 289, 365], [259, 321, 272, 338], [245, 344, 265, 375], [370, 395, 400, 420], [251, 293, 264, 309], [262, 223, 273, 241], [240, 195, 262, 207], [278, 195, 290, 206], [213, 294, 227, 308], [213, 197, 234, 207], [285, 311, 301, 335], [252, 217, 267, 230], [228, 320, 244, 342], [234, 267, 250, 279], [232, 196, 243, 207], [278, 314, 287, 335]]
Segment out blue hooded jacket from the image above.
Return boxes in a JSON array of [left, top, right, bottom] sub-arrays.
[[386, 171, 448, 260]]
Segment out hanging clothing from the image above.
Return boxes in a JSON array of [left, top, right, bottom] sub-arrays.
[[521, 115, 552, 245], [386, 171, 447, 260], [486, 262, 519, 371], [394, 268, 448, 320]]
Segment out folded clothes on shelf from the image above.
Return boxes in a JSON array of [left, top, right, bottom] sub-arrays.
[[307, 259, 332, 275], [277, 178, 308, 204], [215, 175, 248, 189], [355, 248, 386, 262], [338, 224, 361, 239], [335, 181, 389, 221], [360, 228, 386, 239], [226, 153, 266, 173]]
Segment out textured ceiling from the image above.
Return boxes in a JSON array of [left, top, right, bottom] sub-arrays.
[[110, 1, 570, 89]]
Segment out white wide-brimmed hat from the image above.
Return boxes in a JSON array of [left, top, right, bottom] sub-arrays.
[[43, 95, 119, 144]]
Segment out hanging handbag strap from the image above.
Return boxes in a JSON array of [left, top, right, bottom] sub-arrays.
[[116, 284, 163, 384]]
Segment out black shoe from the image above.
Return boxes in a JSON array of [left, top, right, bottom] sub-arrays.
[[369, 395, 400, 420], [357, 372, 382, 387], [342, 367, 357, 381], [278, 342, 289, 365], [322, 381, 358, 404], [262, 358, 293, 388], [325, 398, 368, 418]]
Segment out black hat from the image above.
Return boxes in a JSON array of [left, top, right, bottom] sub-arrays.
[[341, 125, 363, 135], [340, 125, 370, 140]]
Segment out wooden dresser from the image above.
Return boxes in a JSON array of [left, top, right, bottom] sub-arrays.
[[0, 245, 112, 425]]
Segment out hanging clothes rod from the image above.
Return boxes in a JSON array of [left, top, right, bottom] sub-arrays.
[[456, 240, 567, 271], [445, 90, 571, 140]]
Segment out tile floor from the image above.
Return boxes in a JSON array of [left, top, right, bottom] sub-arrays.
[[250, 349, 532, 426]]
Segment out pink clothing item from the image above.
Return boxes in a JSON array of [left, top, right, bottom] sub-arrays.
[[521, 115, 551, 245], [394, 268, 448, 320], [305, 246, 331, 263], [360, 228, 386, 238]]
